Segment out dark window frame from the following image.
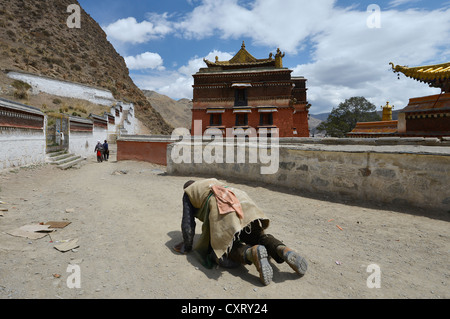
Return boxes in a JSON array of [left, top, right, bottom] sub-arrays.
[[209, 113, 222, 126], [259, 112, 273, 126], [235, 113, 249, 126], [234, 89, 248, 107]]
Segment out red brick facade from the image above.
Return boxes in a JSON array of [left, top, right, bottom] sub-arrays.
[[191, 43, 310, 137]]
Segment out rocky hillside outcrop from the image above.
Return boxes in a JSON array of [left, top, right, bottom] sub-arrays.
[[0, 0, 172, 134], [143, 90, 192, 130]]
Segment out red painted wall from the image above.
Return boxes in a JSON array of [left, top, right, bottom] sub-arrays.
[[117, 140, 170, 166], [293, 110, 310, 137], [192, 107, 310, 137]]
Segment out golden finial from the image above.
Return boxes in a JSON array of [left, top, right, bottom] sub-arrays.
[[242, 41, 245, 49], [275, 48, 285, 68], [381, 102, 394, 121], [382, 101, 394, 109]]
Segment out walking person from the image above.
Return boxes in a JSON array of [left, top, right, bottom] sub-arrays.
[[103, 140, 109, 161], [94, 140, 104, 163]]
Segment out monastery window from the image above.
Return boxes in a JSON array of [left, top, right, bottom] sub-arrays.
[[234, 89, 248, 107], [209, 113, 222, 126], [235, 113, 248, 126], [259, 113, 273, 126]]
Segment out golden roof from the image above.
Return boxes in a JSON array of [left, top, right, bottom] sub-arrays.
[[390, 62, 450, 87], [204, 41, 284, 69], [348, 121, 398, 136]]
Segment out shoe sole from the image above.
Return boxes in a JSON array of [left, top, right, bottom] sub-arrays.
[[284, 251, 308, 277], [252, 245, 273, 286]]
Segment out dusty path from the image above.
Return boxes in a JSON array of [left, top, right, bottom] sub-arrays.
[[0, 147, 449, 299]]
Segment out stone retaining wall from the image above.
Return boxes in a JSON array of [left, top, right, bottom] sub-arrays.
[[166, 137, 450, 212]]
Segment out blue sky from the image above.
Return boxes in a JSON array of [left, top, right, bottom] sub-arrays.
[[78, 0, 450, 114]]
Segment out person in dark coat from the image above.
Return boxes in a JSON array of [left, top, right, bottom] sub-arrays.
[[103, 140, 109, 161]]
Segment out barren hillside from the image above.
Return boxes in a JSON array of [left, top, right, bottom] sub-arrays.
[[143, 90, 192, 130], [0, 0, 172, 134]]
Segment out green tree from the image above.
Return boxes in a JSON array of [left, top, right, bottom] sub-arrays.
[[317, 96, 381, 137]]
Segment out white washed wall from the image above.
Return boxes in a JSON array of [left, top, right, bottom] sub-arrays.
[[123, 113, 136, 135], [69, 131, 95, 158], [8, 72, 115, 106], [93, 127, 108, 148], [2, 72, 139, 166], [124, 103, 137, 135], [0, 129, 46, 170]]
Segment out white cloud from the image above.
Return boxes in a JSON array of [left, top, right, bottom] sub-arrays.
[[388, 0, 421, 8], [131, 51, 234, 100], [125, 52, 164, 70], [179, 50, 234, 76], [132, 70, 193, 100], [167, 1, 448, 112], [104, 1, 450, 114], [175, 0, 335, 54], [103, 15, 172, 44], [291, 6, 450, 113], [103, 0, 336, 53]]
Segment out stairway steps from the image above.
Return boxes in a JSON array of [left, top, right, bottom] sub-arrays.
[[46, 150, 85, 170], [51, 155, 81, 166], [57, 157, 85, 170], [50, 153, 73, 161], [47, 150, 67, 158]]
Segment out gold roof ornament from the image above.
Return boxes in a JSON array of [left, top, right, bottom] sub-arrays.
[[381, 101, 394, 121], [382, 101, 393, 109], [275, 48, 285, 68], [203, 41, 284, 69], [229, 42, 258, 64], [390, 62, 450, 92]]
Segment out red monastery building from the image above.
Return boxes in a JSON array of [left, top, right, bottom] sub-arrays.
[[191, 42, 310, 137]]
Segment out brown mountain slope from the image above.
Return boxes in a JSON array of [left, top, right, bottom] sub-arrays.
[[0, 0, 172, 134], [143, 90, 192, 130]]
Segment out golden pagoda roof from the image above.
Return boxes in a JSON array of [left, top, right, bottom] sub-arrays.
[[348, 120, 398, 136], [203, 41, 283, 69], [390, 62, 450, 91]]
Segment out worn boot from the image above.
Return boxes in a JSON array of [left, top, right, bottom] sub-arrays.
[[277, 246, 308, 277], [246, 245, 273, 286]]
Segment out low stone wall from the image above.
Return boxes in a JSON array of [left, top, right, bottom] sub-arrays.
[[117, 135, 172, 166], [167, 137, 450, 213]]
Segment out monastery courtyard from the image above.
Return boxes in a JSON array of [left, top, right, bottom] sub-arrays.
[[0, 146, 448, 299]]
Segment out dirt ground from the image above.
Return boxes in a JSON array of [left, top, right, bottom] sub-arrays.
[[0, 146, 448, 300]]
